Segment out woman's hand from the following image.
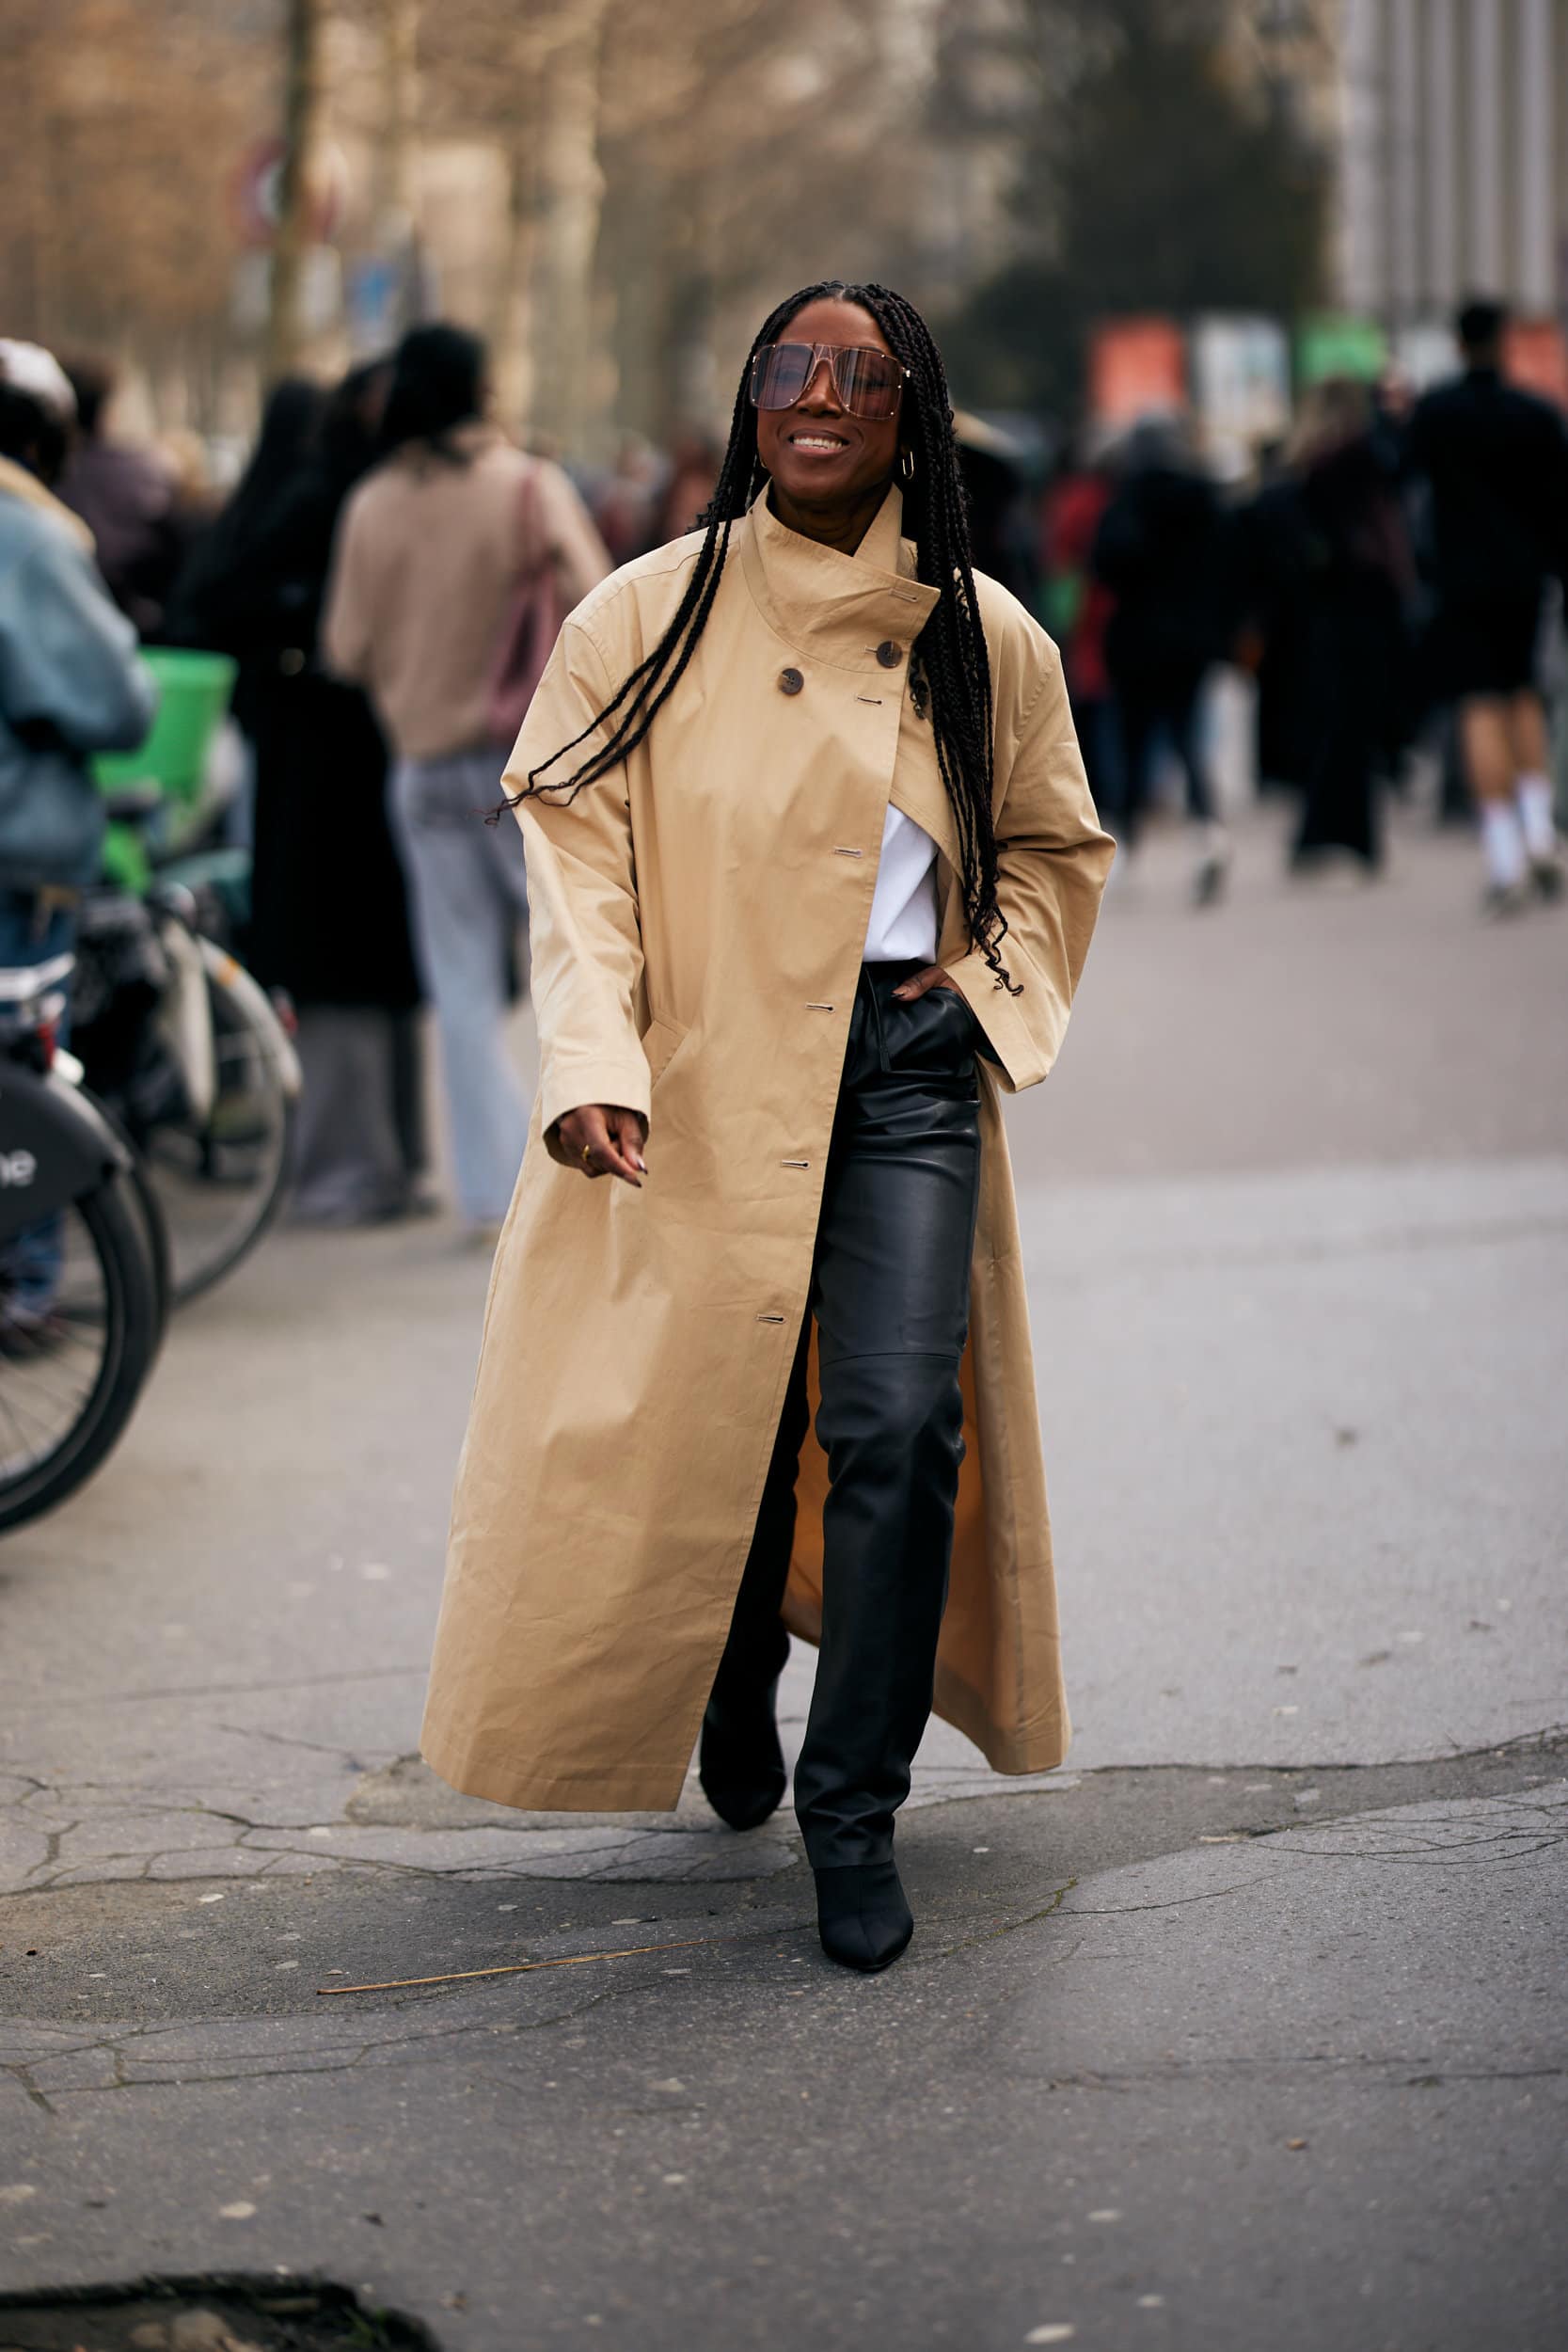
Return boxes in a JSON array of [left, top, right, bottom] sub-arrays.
[[549, 1104, 649, 1185], [892, 965, 960, 1003]]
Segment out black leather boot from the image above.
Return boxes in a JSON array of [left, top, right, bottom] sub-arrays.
[[814, 1858, 914, 1972], [699, 1613, 789, 1831], [789, 974, 980, 1963], [701, 1329, 811, 1833], [792, 1352, 963, 1851]]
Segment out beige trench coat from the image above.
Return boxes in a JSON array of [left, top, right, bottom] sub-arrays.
[[421, 486, 1113, 1813]]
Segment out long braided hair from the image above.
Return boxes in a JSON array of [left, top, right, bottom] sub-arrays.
[[508, 280, 1016, 992]]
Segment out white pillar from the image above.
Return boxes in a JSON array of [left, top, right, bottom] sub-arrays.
[[1338, 0, 1386, 313], [1467, 0, 1503, 290], [1425, 0, 1459, 310], [1388, 0, 1420, 317], [1518, 0, 1555, 309]]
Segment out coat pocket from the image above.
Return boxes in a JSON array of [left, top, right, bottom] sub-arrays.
[[640, 1014, 689, 1089], [882, 985, 981, 1077]]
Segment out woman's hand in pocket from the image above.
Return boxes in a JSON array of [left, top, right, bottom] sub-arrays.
[[891, 965, 960, 1002], [549, 1104, 648, 1184]]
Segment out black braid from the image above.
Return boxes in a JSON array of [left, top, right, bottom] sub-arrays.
[[504, 279, 1018, 993]]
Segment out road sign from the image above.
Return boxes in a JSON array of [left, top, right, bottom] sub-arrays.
[[233, 137, 346, 249]]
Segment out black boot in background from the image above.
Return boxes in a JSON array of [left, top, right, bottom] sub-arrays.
[[699, 1611, 790, 1831], [700, 1325, 810, 1831]]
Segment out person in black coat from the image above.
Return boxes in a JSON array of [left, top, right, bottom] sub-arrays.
[[1405, 298, 1568, 910], [1093, 417, 1236, 904], [171, 368, 427, 1223], [1270, 379, 1415, 872]]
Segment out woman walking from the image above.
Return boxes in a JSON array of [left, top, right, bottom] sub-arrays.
[[324, 326, 610, 1240], [421, 283, 1112, 1970], [172, 366, 427, 1225]]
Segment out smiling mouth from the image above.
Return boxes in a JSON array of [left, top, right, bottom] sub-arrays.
[[788, 431, 850, 452]]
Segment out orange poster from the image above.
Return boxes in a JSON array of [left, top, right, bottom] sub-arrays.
[[1088, 317, 1187, 424], [1504, 319, 1568, 409]]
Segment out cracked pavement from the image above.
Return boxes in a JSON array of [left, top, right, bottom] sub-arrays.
[[1, 803, 1565, 2351]]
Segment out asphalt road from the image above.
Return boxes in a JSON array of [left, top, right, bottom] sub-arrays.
[[1, 798, 1564, 2352]]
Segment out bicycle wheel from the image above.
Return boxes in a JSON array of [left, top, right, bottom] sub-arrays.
[[119, 1149, 173, 1343], [140, 944, 298, 1306], [83, 1090, 173, 1346], [0, 1176, 162, 1534]]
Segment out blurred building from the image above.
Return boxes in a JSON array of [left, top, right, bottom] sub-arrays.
[[1338, 0, 1567, 319]]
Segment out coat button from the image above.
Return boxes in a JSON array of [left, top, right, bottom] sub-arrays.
[[875, 641, 902, 669], [779, 666, 804, 695]]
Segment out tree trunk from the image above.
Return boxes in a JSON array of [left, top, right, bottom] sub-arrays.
[[529, 0, 609, 447], [491, 133, 541, 436], [372, 0, 423, 337], [266, 0, 325, 381]]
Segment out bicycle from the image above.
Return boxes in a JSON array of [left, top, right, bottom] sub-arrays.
[[84, 653, 302, 1305], [0, 954, 165, 1533], [71, 836, 301, 1306]]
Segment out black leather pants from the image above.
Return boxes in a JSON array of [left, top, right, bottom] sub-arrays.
[[711, 961, 984, 1867]]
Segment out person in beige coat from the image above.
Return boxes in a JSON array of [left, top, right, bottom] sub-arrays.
[[324, 325, 610, 1237], [421, 281, 1113, 1971]]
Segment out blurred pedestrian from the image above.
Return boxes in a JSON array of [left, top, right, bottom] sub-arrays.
[[56, 356, 183, 640], [151, 427, 226, 582], [653, 427, 722, 543], [420, 279, 1111, 1975], [1275, 379, 1415, 873], [592, 433, 662, 565], [168, 378, 325, 748], [1093, 415, 1235, 904], [0, 341, 155, 1332], [173, 364, 426, 1227], [1039, 432, 1117, 810], [1234, 436, 1312, 795], [0, 342, 154, 943], [954, 412, 1037, 604], [323, 324, 610, 1241], [1407, 297, 1568, 913]]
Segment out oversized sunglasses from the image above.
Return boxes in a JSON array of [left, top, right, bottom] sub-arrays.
[[749, 341, 909, 422]]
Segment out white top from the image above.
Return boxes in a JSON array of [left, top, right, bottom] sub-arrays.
[[863, 804, 940, 963]]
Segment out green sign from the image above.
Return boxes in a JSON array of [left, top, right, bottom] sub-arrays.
[[1296, 314, 1387, 385]]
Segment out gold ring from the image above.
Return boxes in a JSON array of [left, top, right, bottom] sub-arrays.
[[581, 1142, 594, 1164]]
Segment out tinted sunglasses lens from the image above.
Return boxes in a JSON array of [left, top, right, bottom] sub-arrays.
[[835, 349, 903, 419], [752, 344, 814, 410]]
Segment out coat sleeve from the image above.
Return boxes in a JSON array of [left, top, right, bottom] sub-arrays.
[[507, 613, 651, 1136], [0, 536, 155, 755], [942, 642, 1114, 1091]]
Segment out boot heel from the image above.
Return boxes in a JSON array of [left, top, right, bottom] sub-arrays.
[[813, 1857, 913, 1972]]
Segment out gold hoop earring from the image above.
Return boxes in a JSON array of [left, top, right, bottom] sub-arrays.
[[898, 449, 916, 485]]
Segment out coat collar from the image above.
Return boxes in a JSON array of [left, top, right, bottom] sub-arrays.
[[0, 453, 96, 554], [739, 484, 939, 672]]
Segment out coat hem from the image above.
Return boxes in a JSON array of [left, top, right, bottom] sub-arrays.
[[931, 1659, 1070, 1776], [420, 1739, 690, 1817]]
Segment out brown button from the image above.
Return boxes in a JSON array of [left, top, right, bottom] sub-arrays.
[[875, 641, 903, 669], [779, 667, 804, 695]]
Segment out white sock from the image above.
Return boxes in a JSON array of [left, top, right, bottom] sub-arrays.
[[1481, 801, 1528, 888], [1516, 773, 1559, 860]]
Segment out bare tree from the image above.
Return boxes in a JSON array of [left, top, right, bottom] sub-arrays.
[[370, 0, 423, 339], [529, 0, 610, 442], [0, 0, 276, 421], [268, 0, 328, 378]]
